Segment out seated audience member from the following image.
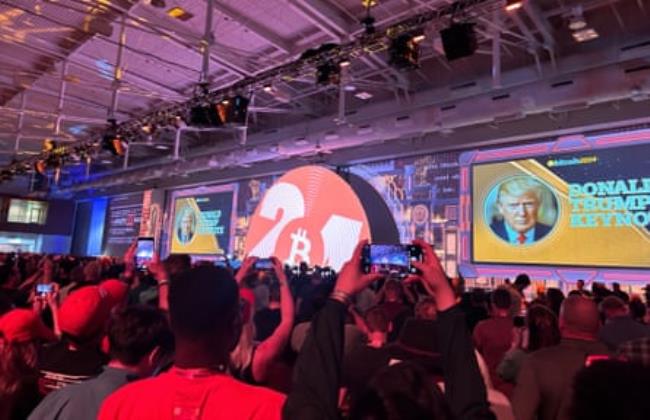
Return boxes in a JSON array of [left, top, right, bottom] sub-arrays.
[[28, 305, 173, 420], [254, 284, 281, 341], [231, 257, 294, 385], [598, 296, 650, 351], [0, 309, 56, 420], [38, 287, 110, 394], [99, 265, 285, 420], [497, 305, 561, 384], [570, 360, 650, 420], [512, 296, 608, 420], [473, 287, 514, 397], [284, 240, 495, 420]]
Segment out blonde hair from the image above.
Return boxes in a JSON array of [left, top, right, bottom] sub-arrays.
[[230, 321, 256, 372]]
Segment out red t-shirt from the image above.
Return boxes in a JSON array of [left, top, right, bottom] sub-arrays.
[[98, 368, 285, 420], [473, 316, 514, 397]]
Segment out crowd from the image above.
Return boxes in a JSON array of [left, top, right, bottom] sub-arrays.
[[1, 242, 650, 420]]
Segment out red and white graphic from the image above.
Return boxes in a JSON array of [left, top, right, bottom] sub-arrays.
[[245, 166, 371, 271]]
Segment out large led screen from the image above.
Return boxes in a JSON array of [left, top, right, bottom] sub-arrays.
[[170, 186, 236, 255], [471, 141, 650, 268]]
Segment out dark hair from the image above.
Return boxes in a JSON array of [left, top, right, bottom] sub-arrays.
[[164, 254, 191, 277], [571, 360, 650, 420], [629, 298, 646, 322], [169, 266, 239, 341], [365, 307, 389, 333], [599, 296, 627, 317], [268, 284, 281, 303], [491, 288, 512, 311], [546, 288, 565, 317], [526, 305, 561, 352], [350, 362, 453, 420], [514, 273, 531, 289], [108, 305, 173, 366]]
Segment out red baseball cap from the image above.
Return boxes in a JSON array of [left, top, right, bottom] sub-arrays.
[[59, 286, 110, 339], [0, 309, 56, 343], [100, 279, 129, 309]]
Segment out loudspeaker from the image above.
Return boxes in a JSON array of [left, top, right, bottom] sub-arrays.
[[440, 23, 477, 61]]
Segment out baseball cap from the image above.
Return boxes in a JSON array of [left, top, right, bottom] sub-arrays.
[[58, 286, 110, 339], [0, 309, 56, 343], [100, 279, 129, 309]]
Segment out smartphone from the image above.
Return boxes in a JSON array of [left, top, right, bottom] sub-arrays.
[[254, 258, 274, 271], [361, 244, 423, 277], [36, 283, 54, 296], [135, 237, 155, 269]]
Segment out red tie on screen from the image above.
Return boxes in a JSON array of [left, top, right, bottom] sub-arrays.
[[517, 233, 526, 244]]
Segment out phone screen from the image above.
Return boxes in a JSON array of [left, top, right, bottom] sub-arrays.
[[136, 237, 155, 269], [254, 258, 274, 271], [36, 283, 53, 295], [362, 244, 422, 277]]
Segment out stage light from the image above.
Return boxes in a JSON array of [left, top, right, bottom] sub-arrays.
[[167, 6, 193, 21], [34, 160, 48, 176], [339, 59, 351, 68], [389, 32, 423, 69], [262, 84, 274, 93], [568, 6, 587, 30], [505, 0, 523, 12], [572, 28, 599, 42], [440, 22, 477, 61], [42, 138, 57, 152], [102, 119, 127, 156], [316, 62, 341, 85]]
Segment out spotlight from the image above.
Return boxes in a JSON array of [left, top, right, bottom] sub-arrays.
[[360, 0, 377, 35], [102, 119, 127, 156], [440, 22, 477, 61], [42, 138, 57, 152], [505, 0, 523, 12], [34, 160, 48, 176], [262, 83, 274, 93], [189, 96, 249, 127], [339, 59, 352, 68], [388, 32, 423, 70]]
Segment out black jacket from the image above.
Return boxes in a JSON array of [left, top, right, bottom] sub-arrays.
[[283, 300, 495, 420]]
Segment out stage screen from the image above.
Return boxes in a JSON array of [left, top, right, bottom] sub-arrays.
[[170, 186, 236, 255], [7, 199, 48, 225], [472, 142, 650, 268]]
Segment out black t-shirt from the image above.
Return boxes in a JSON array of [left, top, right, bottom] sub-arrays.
[[342, 345, 391, 401], [37, 340, 107, 395], [254, 308, 281, 341]]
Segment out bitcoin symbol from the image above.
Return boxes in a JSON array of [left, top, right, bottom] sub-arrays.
[[286, 228, 311, 266]]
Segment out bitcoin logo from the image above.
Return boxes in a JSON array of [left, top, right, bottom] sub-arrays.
[[286, 228, 312, 266], [245, 166, 372, 271]]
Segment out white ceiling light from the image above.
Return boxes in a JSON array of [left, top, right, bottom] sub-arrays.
[[572, 28, 599, 43], [355, 91, 373, 100]]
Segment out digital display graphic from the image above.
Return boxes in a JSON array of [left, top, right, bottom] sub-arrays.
[[103, 193, 143, 256], [7, 199, 48, 225], [170, 186, 236, 255], [244, 166, 375, 271], [469, 135, 650, 269], [136, 238, 154, 268], [361, 244, 421, 276]]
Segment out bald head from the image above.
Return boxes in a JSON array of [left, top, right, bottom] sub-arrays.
[[559, 296, 600, 339]]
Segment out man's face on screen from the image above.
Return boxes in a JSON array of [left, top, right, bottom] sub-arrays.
[[498, 191, 539, 233], [181, 213, 193, 235]]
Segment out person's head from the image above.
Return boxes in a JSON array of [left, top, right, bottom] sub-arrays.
[[350, 362, 453, 420], [164, 254, 191, 278], [514, 273, 531, 293], [571, 360, 650, 420], [180, 211, 195, 236], [107, 305, 173, 377], [491, 287, 512, 316], [559, 295, 600, 340], [599, 296, 628, 320], [526, 304, 561, 352], [612, 282, 621, 292], [169, 265, 240, 366], [496, 177, 544, 234], [365, 307, 390, 335], [384, 280, 403, 303], [576, 279, 585, 291], [58, 286, 110, 345], [546, 288, 565, 317], [415, 297, 437, 320], [83, 260, 102, 284]]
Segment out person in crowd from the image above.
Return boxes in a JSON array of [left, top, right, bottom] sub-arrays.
[[570, 359, 650, 420], [611, 282, 630, 303], [473, 287, 514, 397], [574, 279, 591, 297], [38, 286, 110, 394], [28, 305, 173, 420], [58, 261, 102, 301], [628, 296, 647, 324], [415, 296, 437, 320], [254, 284, 281, 341], [490, 177, 553, 245], [545, 288, 564, 318], [230, 257, 294, 385], [459, 289, 490, 332], [598, 296, 650, 351], [98, 265, 286, 420], [497, 304, 561, 384], [512, 295, 608, 420], [284, 240, 495, 420], [376, 279, 414, 341], [617, 335, 650, 366], [0, 309, 56, 420]]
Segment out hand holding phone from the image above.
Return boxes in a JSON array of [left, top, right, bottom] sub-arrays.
[[135, 237, 155, 270], [254, 258, 274, 271], [361, 244, 423, 278], [36, 283, 54, 296]]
